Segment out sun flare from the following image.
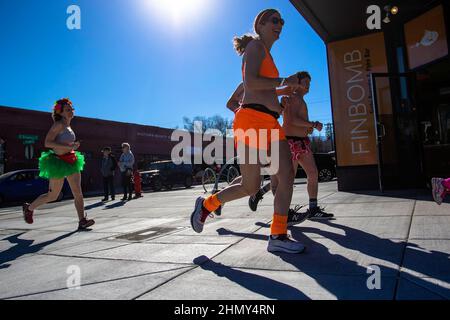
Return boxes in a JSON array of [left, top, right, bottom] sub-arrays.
[[144, 0, 210, 26]]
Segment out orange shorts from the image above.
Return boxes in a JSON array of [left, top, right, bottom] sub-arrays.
[[233, 107, 286, 150]]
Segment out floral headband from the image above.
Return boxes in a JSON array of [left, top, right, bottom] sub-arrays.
[[53, 103, 62, 113], [53, 100, 72, 113]]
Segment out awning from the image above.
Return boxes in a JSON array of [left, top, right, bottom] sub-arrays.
[[289, 0, 439, 43]]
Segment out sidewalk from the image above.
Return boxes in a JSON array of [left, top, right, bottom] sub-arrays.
[[0, 180, 449, 300]]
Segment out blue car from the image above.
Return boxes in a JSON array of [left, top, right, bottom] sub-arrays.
[[0, 169, 70, 205]]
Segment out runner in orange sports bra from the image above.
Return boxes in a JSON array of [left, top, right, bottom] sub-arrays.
[[190, 9, 307, 254], [234, 43, 284, 150]]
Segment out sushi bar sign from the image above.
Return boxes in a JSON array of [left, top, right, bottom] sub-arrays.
[[18, 134, 39, 145]]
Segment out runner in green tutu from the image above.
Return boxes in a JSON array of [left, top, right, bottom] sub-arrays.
[[23, 98, 95, 230]]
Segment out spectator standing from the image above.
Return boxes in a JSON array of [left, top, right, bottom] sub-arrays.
[[118, 143, 135, 201], [101, 147, 117, 201]]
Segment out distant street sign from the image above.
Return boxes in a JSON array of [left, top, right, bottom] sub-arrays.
[[18, 134, 39, 141]]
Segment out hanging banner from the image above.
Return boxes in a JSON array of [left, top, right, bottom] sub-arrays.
[[405, 5, 448, 70], [327, 32, 389, 166]]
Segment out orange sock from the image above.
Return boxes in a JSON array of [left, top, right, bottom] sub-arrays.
[[270, 213, 288, 236], [203, 194, 222, 212]]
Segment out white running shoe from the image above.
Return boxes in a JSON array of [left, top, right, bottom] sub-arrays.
[[267, 234, 305, 254]]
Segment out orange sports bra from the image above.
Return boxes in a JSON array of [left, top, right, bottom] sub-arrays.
[[242, 42, 279, 79]]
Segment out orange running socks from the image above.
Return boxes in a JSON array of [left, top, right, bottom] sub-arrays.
[[203, 194, 222, 212], [270, 213, 288, 236]]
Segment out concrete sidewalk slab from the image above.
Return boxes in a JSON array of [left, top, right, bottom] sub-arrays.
[[313, 201, 415, 217], [414, 200, 450, 216], [0, 254, 193, 300], [1, 181, 449, 300], [81, 242, 231, 264], [409, 216, 450, 239], [210, 233, 403, 276], [139, 264, 397, 300], [396, 276, 450, 300]]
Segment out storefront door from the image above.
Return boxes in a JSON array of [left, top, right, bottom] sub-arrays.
[[370, 72, 422, 191]]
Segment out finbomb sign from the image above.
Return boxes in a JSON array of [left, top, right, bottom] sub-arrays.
[[327, 32, 389, 166]]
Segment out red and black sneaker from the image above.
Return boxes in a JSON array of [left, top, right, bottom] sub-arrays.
[[22, 203, 34, 224], [78, 217, 95, 231], [190, 197, 213, 233]]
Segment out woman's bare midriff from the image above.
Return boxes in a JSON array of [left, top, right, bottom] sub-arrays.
[[53, 147, 71, 156]]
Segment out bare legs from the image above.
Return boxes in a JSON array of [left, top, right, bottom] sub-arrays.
[[29, 173, 85, 221], [215, 141, 294, 218], [66, 172, 85, 221], [29, 178, 64, 211], [272, 141, 295, 216], [296, 152, 318, 199]]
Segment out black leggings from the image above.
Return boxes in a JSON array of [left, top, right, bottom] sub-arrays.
[[121, 172, 133, 198], [103, 176, 115, 198]]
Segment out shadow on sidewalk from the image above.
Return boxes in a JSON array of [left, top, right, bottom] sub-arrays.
[[0, 231, 77, 269], [103, 201, 127, 210], [84, 201, 105, 211], [193, 255, 310, 300], [216, 220, 450, 299]]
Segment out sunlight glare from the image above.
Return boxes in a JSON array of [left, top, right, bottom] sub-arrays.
[[144, 0, 211, 27]]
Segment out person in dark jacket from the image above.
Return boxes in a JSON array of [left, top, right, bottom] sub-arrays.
[[101, 147, 117, 201]]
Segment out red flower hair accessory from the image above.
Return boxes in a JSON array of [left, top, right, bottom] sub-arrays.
[[53, 102, 62, 113]]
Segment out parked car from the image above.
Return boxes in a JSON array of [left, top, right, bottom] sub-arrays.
[[0, 169, 70, 205], [140, 161, 193, 191], [296, 153, 336, 182]]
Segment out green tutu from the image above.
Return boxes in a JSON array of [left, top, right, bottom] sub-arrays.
[[38, 150, 85, 180]]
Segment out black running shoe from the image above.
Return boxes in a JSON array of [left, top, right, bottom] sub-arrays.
[[214, 204, 224, 216], [248, 191, 264, 212], [287, 205, 309, 226], [307, 207, 334, 220]]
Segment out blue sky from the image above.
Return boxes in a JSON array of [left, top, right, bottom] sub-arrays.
[[0, 0, 331, 129]]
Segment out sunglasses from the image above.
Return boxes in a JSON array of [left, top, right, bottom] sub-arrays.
[[271, 17, 285, 26]]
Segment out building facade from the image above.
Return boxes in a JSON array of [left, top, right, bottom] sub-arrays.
[[291, 0, 450, 191], [0, 106, 179, 192]]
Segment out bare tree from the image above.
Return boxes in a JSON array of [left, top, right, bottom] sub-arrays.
[[183, 115, 233, 136]]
